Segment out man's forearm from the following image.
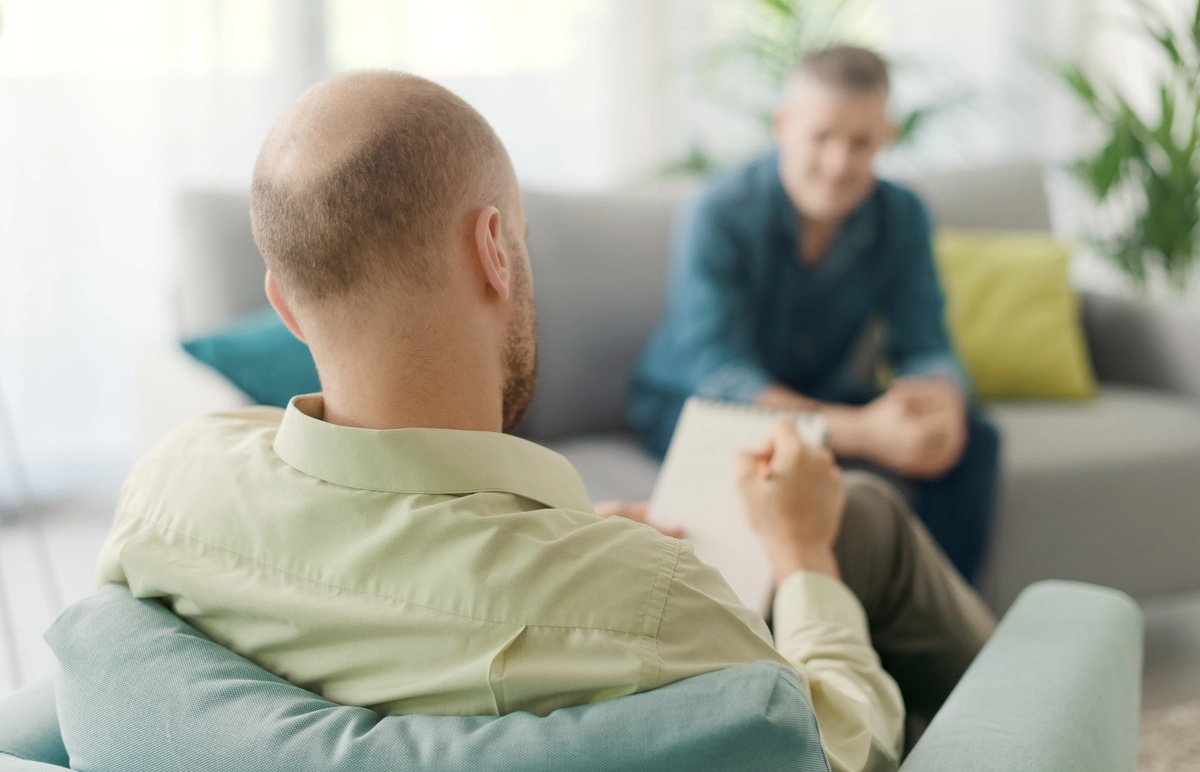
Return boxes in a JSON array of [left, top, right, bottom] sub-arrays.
[[753, 385, 872, 460], [773, 571, 905, 772]]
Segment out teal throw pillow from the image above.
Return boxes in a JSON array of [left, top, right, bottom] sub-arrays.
[[182, 306, 320, 407]]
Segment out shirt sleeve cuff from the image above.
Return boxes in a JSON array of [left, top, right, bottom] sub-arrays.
[[694, 365, 775, 405], [772, 570, 871, 647], [894, 353, 972, 396]]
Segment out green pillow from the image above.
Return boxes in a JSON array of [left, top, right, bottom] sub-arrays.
[[181, 307, 320, 407], [934, 230, 1097, 400]]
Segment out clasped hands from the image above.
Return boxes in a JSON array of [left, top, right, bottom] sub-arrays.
[[760, 377, 967, 480], [854, 377, 967, 479]]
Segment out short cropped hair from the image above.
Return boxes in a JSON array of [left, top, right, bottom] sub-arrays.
[[251, 72, 509, 303], [797, 46, 890, 94]]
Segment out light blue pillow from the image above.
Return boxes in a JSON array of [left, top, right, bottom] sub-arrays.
[[45, 585, 830, 772], [181, 306, 319, 407]]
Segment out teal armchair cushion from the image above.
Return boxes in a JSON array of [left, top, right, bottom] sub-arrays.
[[44, 584, 829, 772], [181, 306, 319, 407], [0, 678, 68, 771]]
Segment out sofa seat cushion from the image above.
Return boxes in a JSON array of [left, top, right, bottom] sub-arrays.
[[991, 384, 1200, 475], [982, 385, 1200, 608]]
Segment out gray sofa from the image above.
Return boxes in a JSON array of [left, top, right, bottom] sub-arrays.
[[143, 162, 1200, 612]]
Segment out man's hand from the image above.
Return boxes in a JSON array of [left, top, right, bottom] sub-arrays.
[[734, 419, 846, 583], [859, 378, 966, 479], [593, 501, 685, 539]]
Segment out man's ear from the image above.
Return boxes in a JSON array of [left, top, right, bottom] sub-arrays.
[[473, 205, 511, 303], [265, 272, 307, 343]]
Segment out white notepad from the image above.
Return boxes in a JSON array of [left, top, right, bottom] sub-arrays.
[[647, 398, 827, 616]]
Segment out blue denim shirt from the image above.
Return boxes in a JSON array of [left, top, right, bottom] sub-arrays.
[[630, 153, 966, 452]]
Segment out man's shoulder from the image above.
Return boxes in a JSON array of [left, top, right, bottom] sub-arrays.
[[149, 407, 283, 452], [873, 178, 931, 224], [522, 513, 685, 608], [693, 153, 780, 222], [128, 407, 285, 485]]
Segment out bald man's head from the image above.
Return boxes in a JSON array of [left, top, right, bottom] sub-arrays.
[[251, 71, 514, 305]]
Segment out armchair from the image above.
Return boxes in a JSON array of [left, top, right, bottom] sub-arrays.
[[0, 580, 1142, 772]]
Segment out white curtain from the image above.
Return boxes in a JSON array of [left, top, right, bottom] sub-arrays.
[[0, 1, 325, 491]]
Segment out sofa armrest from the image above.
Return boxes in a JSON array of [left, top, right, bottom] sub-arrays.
[[900, 580, 1142, 772], [1082, 291, 1200, 397], [0, 678, 68, 770]]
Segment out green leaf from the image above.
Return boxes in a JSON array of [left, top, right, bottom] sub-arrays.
[[758, 0, 801, 22], [893, 91, 973, 146], [1150, 85, 1181, 161], [1046, 59, 1112, 120], [1153, 28, 1185, 70], [1080, 111, 1142, 200], [656, 145, 720, 178], [1160, 85, 1176, 134], [1194, 0, 1200, 53], [1122, 0, 1199, 79]]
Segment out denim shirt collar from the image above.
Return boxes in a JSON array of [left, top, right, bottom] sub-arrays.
[[766, 151, 881, 280]]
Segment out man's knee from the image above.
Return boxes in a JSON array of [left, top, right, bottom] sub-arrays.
[[842, 471, 909, 539], [836, 472, 912, 599]]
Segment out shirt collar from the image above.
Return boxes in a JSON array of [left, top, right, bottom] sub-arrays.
[[273, 394, 594, 514], [766, 152, 800, 246]]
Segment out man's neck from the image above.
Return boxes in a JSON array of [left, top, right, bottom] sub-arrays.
[[315, 338, 504, 433], [798, 217, 842, 266]]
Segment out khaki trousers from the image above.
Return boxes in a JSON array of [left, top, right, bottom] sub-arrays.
[[833, 471, 997, 724]]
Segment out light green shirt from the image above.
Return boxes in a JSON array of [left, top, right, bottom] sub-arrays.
[[97, 395, 902, 772]]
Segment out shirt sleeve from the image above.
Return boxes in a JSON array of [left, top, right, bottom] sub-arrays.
[[659, 199, 775, 404], [655, 545, 904, 772], [773, 571, 905, 772], [881, 194, 970, 394]]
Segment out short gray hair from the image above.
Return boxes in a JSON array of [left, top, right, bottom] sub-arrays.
[[796, 46, 890, 94]]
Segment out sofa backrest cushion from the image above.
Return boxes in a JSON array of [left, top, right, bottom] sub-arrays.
[[518, 189, 685, 439], [45, 584, 830, 772], [175, 189, 267, 338]]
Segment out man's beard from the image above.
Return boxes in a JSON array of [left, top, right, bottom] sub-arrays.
[[501, 263, 538, 433]]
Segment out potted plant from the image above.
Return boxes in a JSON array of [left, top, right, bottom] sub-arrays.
[[1049, 0, 1200, 293]]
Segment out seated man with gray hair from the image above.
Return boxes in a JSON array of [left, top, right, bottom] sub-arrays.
[[631, 46, 1001, 586], [94, 70, 993, 772]]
